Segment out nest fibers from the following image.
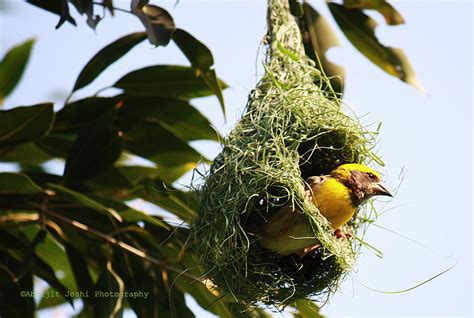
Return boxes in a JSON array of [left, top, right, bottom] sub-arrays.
[[191, 0, 381, 306]]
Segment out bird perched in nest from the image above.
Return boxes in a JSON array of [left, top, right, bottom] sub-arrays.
[[259, 163, 392, 256]]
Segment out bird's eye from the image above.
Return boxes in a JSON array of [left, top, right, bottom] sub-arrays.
[[367, 173, 377, 180]]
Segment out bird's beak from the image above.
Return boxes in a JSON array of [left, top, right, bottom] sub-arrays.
[[373, 181, 393, 197]]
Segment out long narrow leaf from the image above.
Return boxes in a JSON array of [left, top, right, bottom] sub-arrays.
[[173, 28, 226, 117], [0, 38, 35, 102], [328, 3, 422, 91], [72, 33, 147, 92]]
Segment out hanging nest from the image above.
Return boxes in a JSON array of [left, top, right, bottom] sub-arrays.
[[191, 0, 381, 307]]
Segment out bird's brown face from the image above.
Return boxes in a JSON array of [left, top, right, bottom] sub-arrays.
[[346, 170, 392, 206]]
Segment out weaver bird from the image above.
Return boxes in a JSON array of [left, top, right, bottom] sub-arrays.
[[258, 163, 392, 256]]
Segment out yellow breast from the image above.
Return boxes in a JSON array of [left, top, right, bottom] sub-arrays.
[[312, 178, 355, 229]]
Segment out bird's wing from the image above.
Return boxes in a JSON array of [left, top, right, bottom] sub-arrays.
[[259, 176, 329, 255], [269, 175, 329, 237]]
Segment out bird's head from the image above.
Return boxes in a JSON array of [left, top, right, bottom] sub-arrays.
[[331, 163, 392, 205]]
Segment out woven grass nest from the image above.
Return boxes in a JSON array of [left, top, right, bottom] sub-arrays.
[[191, 0, 381, 306]]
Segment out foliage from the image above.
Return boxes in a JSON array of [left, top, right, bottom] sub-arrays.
[[0, 0, 415, 317]]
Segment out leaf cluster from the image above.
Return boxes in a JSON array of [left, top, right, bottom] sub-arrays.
[[0, 6, 235, 317], [290, 0, 421, 95]]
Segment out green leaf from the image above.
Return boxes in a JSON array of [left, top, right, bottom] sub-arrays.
[[69, 0, 101, 30], [47, 183, 123, 222], [328, 3, 422, 90], [102, 0, 114, 16], [17, 229, 47, 280], [72, 33, 148, 92], [174, 276, 234, 318], [37, 287, 70, 309], [289, 0, 303, 17], [302, 3, 345, 95], [35, 133, 74, 158], [173, 29, 213, 70], [119, 96, 220, 141], [63, 109, 123, 184], [114, 65, 228, 100], [0, 172, 44, 194], [169, 287, 195, 318], [26, 0, 77, 28], [123, 121, 203, 182], [118, 204, 169, 229], [35, 230, 78, 309], [65, 243, 95, 315], [0, 142, 52, 164], [0, 104, 55, 145], [114, 252, 163, 318], [0, 38, 35, 102], [54, 97, 118, 132], [88, 165, 184, 195], [0, 255, 35, 318], [33, 255, 74, 307], [292, 299, 324, 318], [93, 261, 124, 318], [131, 2, 176, 47], [173, 29, 226, 117], [142, 179, 197, 222], [343, 0, 405, 25]]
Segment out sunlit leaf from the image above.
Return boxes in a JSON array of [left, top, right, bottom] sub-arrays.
[[328, 3, 422, 90], [36, 230, 78, 309], [0, 38, 35, 102], [302, 3, 345, 95], [131, 0, 175, 46], [72, 33, 147, 92], [0, 104, 55, 145], [37, 287, 69, 309], [114, 65, 228, 100], [33, 255, 74, 306]]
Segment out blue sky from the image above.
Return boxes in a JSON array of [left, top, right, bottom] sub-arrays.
[[1, 1, 472, 317]]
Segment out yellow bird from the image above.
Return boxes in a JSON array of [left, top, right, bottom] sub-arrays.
[[258, 163, 392, 256]]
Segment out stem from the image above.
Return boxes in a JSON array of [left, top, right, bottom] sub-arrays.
[[31, 203, 198, 281], [92, 1, 133, 14]]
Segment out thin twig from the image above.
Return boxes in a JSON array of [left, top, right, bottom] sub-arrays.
[[92, 1, 133, 14], [0, 213, 40, 227], [30, 203, 198, 281]]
